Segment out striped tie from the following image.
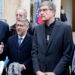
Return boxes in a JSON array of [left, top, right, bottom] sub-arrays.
[[18, 38, 22, 46]]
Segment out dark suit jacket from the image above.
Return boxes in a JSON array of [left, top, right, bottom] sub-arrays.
[[0, 21, 9, 60], [7, 33, 33, 74], [0, 21, 9, 44], [31, 20, 74, 75], [0, 21, 9, 75]]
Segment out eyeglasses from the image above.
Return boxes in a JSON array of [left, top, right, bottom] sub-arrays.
[[39, 8, 50, 12], [16, 14, 23, 17], [16, 24, 24, 27]]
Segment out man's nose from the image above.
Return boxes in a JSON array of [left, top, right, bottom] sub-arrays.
[[40, 10, 45, 16]]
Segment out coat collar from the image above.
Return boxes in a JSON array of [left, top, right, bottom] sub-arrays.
[[40, 21, 58, 49]]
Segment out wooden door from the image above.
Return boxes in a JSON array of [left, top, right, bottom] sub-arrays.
[[72, 0, 75, 31]]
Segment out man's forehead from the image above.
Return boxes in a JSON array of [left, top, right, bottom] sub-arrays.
[[16, 10, 24, 14], [16, 22, 24, 25], [40, 5, 49, 9]]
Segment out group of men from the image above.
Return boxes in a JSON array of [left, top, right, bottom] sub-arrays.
[[0, 1, 74, 75]]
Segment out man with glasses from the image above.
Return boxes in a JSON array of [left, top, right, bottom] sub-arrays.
[[10, 8, 33, 36], [10, 8, 27, 36], [1, 20, 33, 75], [31, 1, 73, 75]]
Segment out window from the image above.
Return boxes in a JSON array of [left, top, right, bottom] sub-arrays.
[[0, 0, 5, 22]]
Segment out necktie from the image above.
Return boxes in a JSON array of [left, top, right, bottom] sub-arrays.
[[18, 38, 22, 46], [72, 51, 75, 72]]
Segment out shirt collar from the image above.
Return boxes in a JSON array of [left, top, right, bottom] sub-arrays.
[[45, 20, 56, 28], [18, 32, 27, 40]]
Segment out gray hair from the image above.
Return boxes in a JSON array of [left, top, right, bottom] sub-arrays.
[[40, 1, 56, 12], [24, 19, 29, 26], [16, 7, 27, 18], [16, 19, 29, 27]]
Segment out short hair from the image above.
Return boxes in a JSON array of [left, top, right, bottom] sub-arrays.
[[16, 19, 29, 27], [16, 7, 27, 18], [40, 1, 56, 12]]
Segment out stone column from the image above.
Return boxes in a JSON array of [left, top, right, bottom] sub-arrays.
[[53, 0, 61, 18], [20, 0, 30, 21], [4, 0, 20, 25]]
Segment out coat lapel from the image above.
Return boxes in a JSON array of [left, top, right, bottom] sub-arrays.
[[47, 22, 58, 49], [39, 25, 47, 52], [20, 34, 27, 48], [14, 35, 19, 48]]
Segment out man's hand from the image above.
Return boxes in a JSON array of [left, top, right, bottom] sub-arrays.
[[36, 71, 46, 75], [0, 42, 4, 54], [19, 64, 26, 71], [45, 72, 56, 75]]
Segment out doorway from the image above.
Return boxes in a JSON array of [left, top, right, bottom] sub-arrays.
[[61, 0, 72, 28], [72, 0, 75, 31]]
